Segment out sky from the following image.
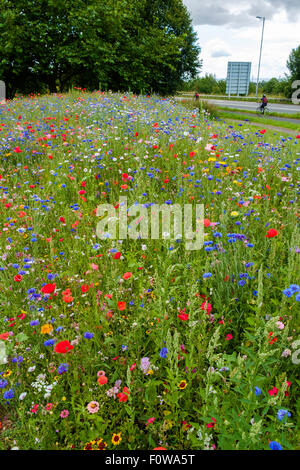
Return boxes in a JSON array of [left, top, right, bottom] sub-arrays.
[[182, 0, 300, 80]]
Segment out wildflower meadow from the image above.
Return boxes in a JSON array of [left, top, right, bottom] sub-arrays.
[[0, 89, 299, 450]]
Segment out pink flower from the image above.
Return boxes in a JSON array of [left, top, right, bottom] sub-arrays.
[[146, 417, 155, 426], [86, 401, 99, 414], [97, 370, 106, 377], [31, 404, 39, 414], [276, 321, 285, 330], [60, 409, 69, 418], [226, 334, 233, 341]]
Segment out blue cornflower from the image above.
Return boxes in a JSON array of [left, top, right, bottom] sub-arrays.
[[30, 320, 39, 326], [11, 357, 23, 363], [203, 273, 212, 278], [288, 284, 300, 293], [3, 389, 14, 400], [83, 332, 94, 339], [282, 288, 293, 297], [57, 363, 69, 375], [254, 386, 262, 396], [295, 294, 300, 302], [0, 379, 8, 389], [269, 441, 283, 450], [44, 339, 55, 347], [159, 347, 168, 358], [277, 409, 291, 422]]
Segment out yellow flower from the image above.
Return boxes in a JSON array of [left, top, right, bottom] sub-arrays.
[[41, 324, 53, 334], [112, 433, 122, 446], [230, 211, 239, 218], [97, 438, 107, 450], [178, 380, 187, 390], [3, 369, 12, 378]]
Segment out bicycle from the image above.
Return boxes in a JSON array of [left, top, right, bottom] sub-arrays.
[[256, 104, 269, 116]]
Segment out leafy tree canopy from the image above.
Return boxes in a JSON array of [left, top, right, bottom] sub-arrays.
[[0, 0, 201, 98]]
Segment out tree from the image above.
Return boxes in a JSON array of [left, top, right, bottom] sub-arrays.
[[0, 0, 201, 98], [287, 45, 300, 82]]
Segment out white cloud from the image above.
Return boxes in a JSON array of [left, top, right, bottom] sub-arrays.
[[185, 3, 300, 79]]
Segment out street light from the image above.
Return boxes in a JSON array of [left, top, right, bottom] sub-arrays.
[[255, 16, 265, 98]]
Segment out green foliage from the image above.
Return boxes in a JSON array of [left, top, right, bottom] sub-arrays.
[[0, 0, 201, 98], [287, 45, 300, 83]]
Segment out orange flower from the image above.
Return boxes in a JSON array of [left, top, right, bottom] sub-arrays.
[[97, 375, 108, 385], [41, 324, 53, 335], [62, 288, 73, 303]]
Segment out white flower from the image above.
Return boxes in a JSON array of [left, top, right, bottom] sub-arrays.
[[19, 392, 27, 400]]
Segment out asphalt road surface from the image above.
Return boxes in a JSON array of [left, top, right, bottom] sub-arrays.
[[203, 99, 299, 115]]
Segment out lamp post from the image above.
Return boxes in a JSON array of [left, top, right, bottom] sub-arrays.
[[255, 16, 265, 98]]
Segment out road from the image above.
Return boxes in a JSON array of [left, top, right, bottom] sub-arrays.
[[206, 99, 299, 115]]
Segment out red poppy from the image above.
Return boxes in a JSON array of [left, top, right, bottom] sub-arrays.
[[122, 272, 132, 280], [117, 387, 130, 402], [81, 284, 89, 293], [118, 301, 126, 311], [0, 332, 9, 341], [114, 252, 121, 259], [201, 301, 212, 314], [178, 313, 189, 321], [14, 275, 22, 282], [266, 229, 278, 238], [41, 283, 56, 294], [268, 386, 278, 396], [54, 340, 74, 354], [226, 334, 233, 341]]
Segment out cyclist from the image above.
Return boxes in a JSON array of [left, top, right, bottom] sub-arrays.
[[260, 94, 268, 114]]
